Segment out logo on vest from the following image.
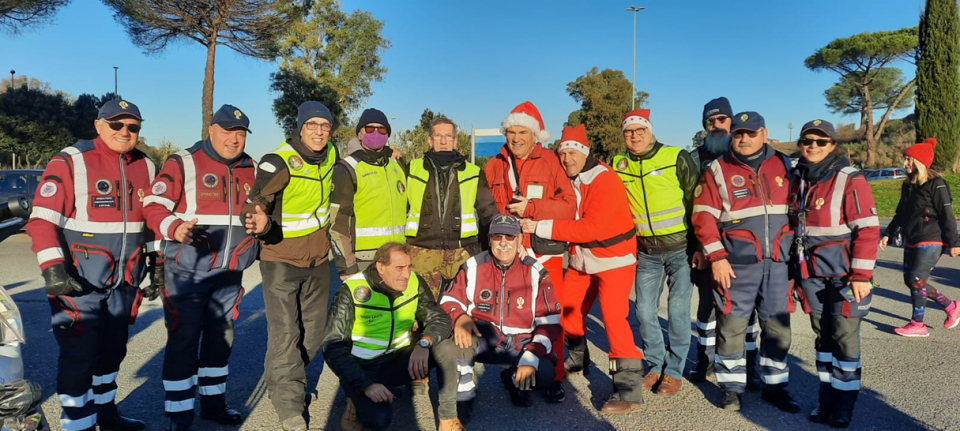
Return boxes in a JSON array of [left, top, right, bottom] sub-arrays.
[[396, 180, 405, 194], [775, 176, 784, 188], [616, 158, 628, 171], [137, 188, 144, 202], [694, 185, 703, 198], [479, 289, 493, 302], [39, 181, 57, 198], [731, 175, 745, 188], [152, 182, 167, 195], [244, 183, 251, 195], [203, 173, 219, 188], [354, 285, 372, 303], [95, 179, 113, 195], [516, 297, 525, 310], [288, 155, 304, 171], [815, 197, 825, 210], [649, 170, 663, 176]]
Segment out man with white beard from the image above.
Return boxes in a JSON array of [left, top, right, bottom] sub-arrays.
[[688, 98, 761, 388]]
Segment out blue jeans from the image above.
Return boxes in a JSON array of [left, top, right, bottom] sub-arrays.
[[634, 248, 693, 379]]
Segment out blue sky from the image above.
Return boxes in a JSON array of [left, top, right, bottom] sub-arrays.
[[2, 0, 924, 159]]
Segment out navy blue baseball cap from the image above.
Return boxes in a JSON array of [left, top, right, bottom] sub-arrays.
[[489, 214, 522, 236], [98, 99, 143, 121], [730, 111, 765, 132], [211, 104, 252, 133], [800, 119, 836, 140]]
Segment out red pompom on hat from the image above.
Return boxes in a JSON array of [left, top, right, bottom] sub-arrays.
[[501, 101, 550, 143], [557, 124, 590, 156], [621, 109, 653, 133], [904, 137, 937, 168]]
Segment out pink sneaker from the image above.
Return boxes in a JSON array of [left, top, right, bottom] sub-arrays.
[[894, 320, 929, 337], [945, 301, 960, 329]]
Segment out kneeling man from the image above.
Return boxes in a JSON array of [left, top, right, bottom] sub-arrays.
[[322, 242, 463, 431]]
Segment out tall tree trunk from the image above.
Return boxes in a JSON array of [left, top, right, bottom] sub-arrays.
[[201, 40, 217, 140], [862, 83, 877, 166]]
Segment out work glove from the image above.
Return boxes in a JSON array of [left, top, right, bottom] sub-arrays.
[[144, 260, 164, 301], [41, 264, 83, 296]]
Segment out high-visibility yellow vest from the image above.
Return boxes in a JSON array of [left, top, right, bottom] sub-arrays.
[[405, 159, 480, 239], [613, 146, 689, 237], [271, 142, 336, 238], [341, 156, 407, 252], [346, 272, 419, 359]]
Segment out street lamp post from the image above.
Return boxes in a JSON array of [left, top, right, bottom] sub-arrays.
[[8, 70, 13, 90], [113, 66, 118, 97], [627, 6, 645, 110]]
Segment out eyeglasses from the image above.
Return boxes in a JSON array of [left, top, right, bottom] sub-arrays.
[[623, 128, 648, 137], [431, 134, 455, 141], [705, 116, 730, 126], [304, 122, 331, 132], [798, 138, 833, 147], [364, 125, 388, 134], [490, 234, 517, 241], [102, 120, 141, 134]]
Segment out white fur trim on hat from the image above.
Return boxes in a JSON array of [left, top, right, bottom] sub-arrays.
[[501, 113, 551, 143], [557, 140, 589, 156], [621, 115, 653, 134]]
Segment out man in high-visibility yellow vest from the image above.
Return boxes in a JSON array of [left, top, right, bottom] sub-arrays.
[[406, 116, 498, 300], [331, 108, 408, 279], [613, 109, 699, 397], [242, 101, 338, 431], [321, 242, 462, 431]]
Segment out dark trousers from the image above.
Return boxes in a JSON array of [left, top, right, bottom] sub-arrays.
[[693, 268, 759, 369], [455, 320, 556, 402], [47, 284, 140, 431], [261, 260, 332, 422], [343, 341, 460, 431], [803, 276, 867, 414], [161, 268, 245, 425], [714, 259, 792, 394]]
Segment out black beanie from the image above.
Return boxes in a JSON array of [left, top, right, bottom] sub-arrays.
[[703, 97, 733, 122], [356, 108, 391, 137], [297, 101, 333, 132]]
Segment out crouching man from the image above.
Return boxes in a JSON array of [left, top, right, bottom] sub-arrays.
[[321, 242, 464, 431], [440, 214, 562, 422]]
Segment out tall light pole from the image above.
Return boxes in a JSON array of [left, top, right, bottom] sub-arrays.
[[8, 70, 14, 90], [113, 66, 119, 97], [627, 6, 645, 110]]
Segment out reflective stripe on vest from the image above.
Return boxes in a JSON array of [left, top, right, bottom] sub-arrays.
[[405, 158, 480, 239], [270, 142, 336, 238], [613, 147, 688, 237], [343, 155, 407, 251], [708, 161, 790, 223], [346, 273, 420, 359]]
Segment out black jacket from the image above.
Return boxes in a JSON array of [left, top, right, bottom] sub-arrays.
[[628, 142, 700, 255], [886, 175, 960, 248], [407, 150, 498, 253], [320, 265, 453, 395]]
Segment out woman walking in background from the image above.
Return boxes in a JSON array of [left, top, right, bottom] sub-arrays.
[[881, 138, 960, 337]]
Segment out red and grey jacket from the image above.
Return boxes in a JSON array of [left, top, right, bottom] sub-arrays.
[[440, 251, 561, 366], [142, 140, 259, 276], [27, 138, 157, 289], [534, 158, 636, 274], [790, 161, 880, 282], [692, 145, 794, 265]]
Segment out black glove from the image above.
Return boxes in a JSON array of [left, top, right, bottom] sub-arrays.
[[41, 264, 83, 296], [144, 261, 164, 301]]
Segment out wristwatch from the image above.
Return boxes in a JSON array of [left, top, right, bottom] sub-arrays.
[[418, 337, 432, 348]]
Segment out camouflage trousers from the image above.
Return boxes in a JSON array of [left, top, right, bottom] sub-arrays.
[[408, 245, 471, 300]]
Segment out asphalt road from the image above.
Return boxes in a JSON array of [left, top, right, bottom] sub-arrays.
[[3, 227, 959, 431]]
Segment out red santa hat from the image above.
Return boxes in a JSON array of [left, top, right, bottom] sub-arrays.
[[557, 124, 590, 156], [904, 137, 937, 169], [621, 109, 653, 134], [501, 101, 550, 143]]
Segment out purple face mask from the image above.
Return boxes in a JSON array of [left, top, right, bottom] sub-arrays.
[[362, 131, 388, 150]]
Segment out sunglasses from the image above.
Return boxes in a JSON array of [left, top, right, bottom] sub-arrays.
[[490, 234, 517, 241], [705, 116, 730, 126], [364, 125, 388, 134], [798, 138, 833, 147], [102, 120, 141, 134]]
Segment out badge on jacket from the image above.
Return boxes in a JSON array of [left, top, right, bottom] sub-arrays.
[[39, 182, 57, 198], [516, 297, 525, 310], [526, 184, 544, 200], [354, 286, 371, 303], [731, 175, 745, 188], [815, 197, 825, 210], [775, 176, 784, 187]]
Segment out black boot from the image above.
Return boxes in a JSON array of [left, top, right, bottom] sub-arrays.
[[457, 399, 474, 424], [563, 336, 591, 376], [200, 405, 243, 425], [810, 382, 832, 423], [761, 388, 800, 413], [600, 358, 644, 414], [828, 410, 853, 428], [97, 403, 145, 431], [745, 349, 762, 390], [688, 343, 713, 383]]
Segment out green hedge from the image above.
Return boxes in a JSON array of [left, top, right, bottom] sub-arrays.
[[869, 173, 960, 218]]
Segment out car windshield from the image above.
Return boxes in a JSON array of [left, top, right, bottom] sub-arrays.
[[0, 173, 40, 196]]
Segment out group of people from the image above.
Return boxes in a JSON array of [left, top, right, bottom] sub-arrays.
[[25, 93, 959, 431]]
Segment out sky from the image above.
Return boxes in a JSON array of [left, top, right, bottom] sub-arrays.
[[1, 0, 925, 160]]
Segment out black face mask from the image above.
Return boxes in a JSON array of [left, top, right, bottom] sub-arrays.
[[287, 133, 329, 165], [426, 150, 460, 166]]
